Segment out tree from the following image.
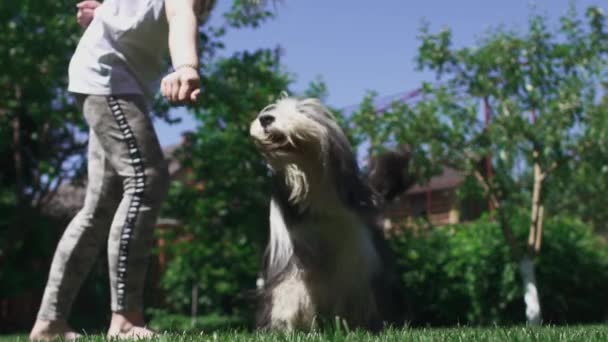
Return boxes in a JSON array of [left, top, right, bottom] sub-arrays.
[[350, 5, 607, 324], [0, 1, 89, 298]]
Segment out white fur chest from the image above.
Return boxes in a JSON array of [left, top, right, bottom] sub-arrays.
[[269, 204, 383, 330]]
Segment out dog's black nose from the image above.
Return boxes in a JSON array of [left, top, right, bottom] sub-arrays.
[[259, 114, 275, 128]]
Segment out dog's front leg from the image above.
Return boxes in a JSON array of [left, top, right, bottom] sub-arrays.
[[269, 269, 316, 331]]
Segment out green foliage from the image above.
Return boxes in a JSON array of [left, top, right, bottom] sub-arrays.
[[546, 92, 608, 230], [224, 0, 277, 28], [368, 7, 608, 325], [393, 215, 608, 326], [536, 216, 608, 323], [0, 0, 91, 313], [159, 49, 291, 317], [0, 1, 87, 266], [0, 210, 59, 297], [414, 5, 608, 222], [395, 218, 520, 325], [0, 1, 89, 201], [349, 5, 608, 232]]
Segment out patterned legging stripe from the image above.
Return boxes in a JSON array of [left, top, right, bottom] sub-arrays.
[[107, 96, 146, 308]]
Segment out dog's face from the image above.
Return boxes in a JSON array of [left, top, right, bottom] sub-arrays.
[[250, 97, 337, 167], [251, 96, 365, 208]]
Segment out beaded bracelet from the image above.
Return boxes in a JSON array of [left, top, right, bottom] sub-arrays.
[[174, 63, 199, 72]]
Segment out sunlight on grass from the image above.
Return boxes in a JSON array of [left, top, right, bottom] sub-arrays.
[[2, 325, 608, 342]]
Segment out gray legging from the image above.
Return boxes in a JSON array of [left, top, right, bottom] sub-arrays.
[[37, 94, 170, 320]]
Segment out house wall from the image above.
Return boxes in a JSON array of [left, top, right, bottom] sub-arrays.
[[382, 187, 461, 230]]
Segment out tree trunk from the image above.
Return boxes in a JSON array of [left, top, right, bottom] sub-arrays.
[[475, 168, 543, 325], [12, 111, 24, 207], [191, 282, 198, 328], [528, 155, 544, 255], [473, 170, 520, 256], [522, 150, 544, 325], [1, 90, 26, 267], [518, 255, 542, 325], [492, 190, 543, 325]]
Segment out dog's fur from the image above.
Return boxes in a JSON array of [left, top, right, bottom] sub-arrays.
[[249, 94, 405, 331]]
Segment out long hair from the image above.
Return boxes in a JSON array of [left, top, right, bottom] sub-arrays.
[[250, 95, 405, 331]]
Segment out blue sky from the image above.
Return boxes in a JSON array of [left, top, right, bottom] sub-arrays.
[[155, 0, 603, 147]]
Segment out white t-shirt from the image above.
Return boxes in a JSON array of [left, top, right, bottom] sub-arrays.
[[68, 0, 169, 102]]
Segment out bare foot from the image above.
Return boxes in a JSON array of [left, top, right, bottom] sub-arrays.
[[107, 311, 157, 340], [29, 319, 82, 341]]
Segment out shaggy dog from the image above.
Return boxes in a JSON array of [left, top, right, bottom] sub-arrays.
[[249, 95, 405, 331]]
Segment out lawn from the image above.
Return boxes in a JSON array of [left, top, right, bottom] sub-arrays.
[[2, 326, 608, 342]]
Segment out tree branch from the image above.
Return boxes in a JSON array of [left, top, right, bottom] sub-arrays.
[[472, 169, 521, 258]]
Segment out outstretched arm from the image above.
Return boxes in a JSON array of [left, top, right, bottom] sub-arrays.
[[161, 0, 206, 104]]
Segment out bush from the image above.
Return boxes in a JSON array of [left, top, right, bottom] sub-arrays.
[[536, 216, 608, 323], [392, 214, 608, 326], [0, 207, 114, 333]]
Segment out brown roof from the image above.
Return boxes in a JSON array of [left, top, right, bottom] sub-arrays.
[[406, 167, 464, 195]]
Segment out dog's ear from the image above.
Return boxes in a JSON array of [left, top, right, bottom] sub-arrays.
[[368, 147, 415, 201], [328, 132, 379, 211]]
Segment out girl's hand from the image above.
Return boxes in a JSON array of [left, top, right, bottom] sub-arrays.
[[76, 1, 101, 28], [160, 66, 201, 104]]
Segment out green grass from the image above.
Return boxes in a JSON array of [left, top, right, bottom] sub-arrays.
[[3, 326, 608, 342]]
